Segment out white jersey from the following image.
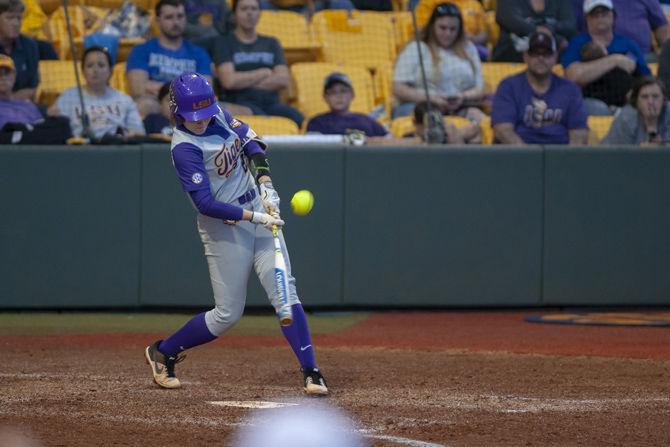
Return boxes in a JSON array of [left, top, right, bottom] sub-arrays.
[[170, 110, 265, 206]]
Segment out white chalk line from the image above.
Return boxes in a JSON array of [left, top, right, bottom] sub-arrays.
[[363, 434, 446, 447]]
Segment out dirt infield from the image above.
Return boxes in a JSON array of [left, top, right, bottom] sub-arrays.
[[2, 311, 670, 446]]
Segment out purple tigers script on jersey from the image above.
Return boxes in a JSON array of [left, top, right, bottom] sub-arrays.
[[170, 109, 266, 206]]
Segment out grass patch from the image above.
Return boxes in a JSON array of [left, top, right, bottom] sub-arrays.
[[0, 312, 369, 336]]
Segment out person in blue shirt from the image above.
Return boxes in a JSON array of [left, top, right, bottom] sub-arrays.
[[126, 0, 213, 117], [561, 0, 650, 116]]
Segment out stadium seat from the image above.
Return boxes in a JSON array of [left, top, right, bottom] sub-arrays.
[[479, 116, 493, 145], [648, 62, 658, 77], [36, 60, 83, 106], [587, 115, 613, 144], [257, 10, 313, 49], [291, 62, 376, 119], [110, 62, 129, 95], [371, 61, 394, 124], [390, 115, 414, 137], [484, 10, 499, 48], [48, 5, 109, 59], [257, 10, 320, 65], [237, 115, 300, 136], [391, 11, 414, 52], [481, 62, 525, 93], [414, 0, 486, 39], [311, 10, 396, 69]]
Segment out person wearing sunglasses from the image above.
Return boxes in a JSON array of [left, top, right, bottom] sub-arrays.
[[492, 31, 588, 145], [393, 2, 485, 131]]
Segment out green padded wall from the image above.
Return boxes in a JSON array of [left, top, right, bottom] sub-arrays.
[[244, 145, 345, 307], [139, 144, 212, 306], [0, 146, 141, 308], [138, 144, 345, 309], [543, 147, 670, 305], [343, 146, 544, 306]]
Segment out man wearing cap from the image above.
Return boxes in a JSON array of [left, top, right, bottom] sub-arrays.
[[492, 31, 588, 145], [0, 53, 42, 129], [562, 0, 650, 116], [305, 72, 388, 138]]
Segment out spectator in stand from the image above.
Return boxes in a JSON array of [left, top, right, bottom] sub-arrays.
[[143, 82, 174, 137], [658, 39, 670, 93], [602, 76, 670, 145], [214, 0, 303, 126], [0, 0, 39, 100], [306, 72, 388, 138], [393, 2, 485, 122], [126, 0, 214, 117], [572, 0, 668, 61], [562, 0, 650, 116], [0, 53, 40, 128], [0, 53, 71, 144], [183, 0, 231, 51], [49, 46, 145, 140], [414, 0, 489, 60], [492, 31, 588, 145], [493, 0, 576, 63]]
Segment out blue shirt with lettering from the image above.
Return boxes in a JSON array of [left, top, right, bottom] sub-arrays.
[[126, 37, 212, 83], [491, 72, 587, 145]]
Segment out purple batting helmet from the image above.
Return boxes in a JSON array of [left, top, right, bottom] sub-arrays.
[[169, 72, 221, 122]]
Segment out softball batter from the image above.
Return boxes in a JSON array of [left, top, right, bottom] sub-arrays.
[[144, 72, 328, 396]]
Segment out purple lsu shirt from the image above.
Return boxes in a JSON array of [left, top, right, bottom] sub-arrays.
[[0, 99, 43, 129], [306, 112, 387, 137], [491, 72, 588, 145]]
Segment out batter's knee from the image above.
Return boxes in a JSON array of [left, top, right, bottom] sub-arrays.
[[205, 304, 244, 336]]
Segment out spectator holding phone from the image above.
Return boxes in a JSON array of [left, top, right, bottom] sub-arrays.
[[393, 2, 484, 122]]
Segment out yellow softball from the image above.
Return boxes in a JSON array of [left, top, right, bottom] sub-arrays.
[[290, 190, 314, 216]]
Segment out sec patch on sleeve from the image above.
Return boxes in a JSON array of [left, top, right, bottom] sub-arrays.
[[192, 172, 204, 184]]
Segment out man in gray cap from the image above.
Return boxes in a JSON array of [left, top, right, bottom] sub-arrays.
[[305, 72, 388, 138]]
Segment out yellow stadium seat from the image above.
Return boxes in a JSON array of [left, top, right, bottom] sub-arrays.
[[414, 0, 485, 39], [257, 10, 320, 65], [110, 62, 129, 95], [648, 62, 658, 77], [311, 10, 396, 69], [390, 11, 414, 53], [36, 60, 83, 106], [479, 116, 493, 144], [481, 62, 524, 93], [587, 115, 614, 144], [48, 5, 109, 59], [237, 115, 300, 136], [390, 115, 414, 137], [257, 10, 313, 48], [372, 62, 393, 111], [485, 10, 499, 48], [291, 62, 376, 119]]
